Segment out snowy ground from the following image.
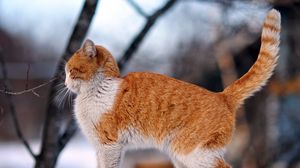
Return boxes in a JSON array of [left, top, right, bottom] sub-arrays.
[[0, 133, 170, 168], [0, 134, 96, 168]]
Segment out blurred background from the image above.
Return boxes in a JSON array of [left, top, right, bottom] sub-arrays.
[[0, 0, 300, 168]]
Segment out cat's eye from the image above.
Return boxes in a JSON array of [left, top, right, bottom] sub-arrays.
[[70, 68, 85, 73]]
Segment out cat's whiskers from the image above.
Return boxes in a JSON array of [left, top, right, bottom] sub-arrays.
[[61, 87, 71, 108], [67, 89, 74, 108], [54, 83, 70, 109]]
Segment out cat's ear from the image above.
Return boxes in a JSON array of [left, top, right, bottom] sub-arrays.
[[82, 39, 97, 58]]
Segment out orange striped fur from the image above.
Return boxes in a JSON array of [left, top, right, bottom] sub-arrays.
[[65, 9, 281, 168]]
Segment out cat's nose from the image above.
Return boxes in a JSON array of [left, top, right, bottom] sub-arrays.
[[64, 81, 67, 86]]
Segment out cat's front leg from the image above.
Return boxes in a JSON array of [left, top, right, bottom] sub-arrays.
[[97, 143, 123, 168], [172, 158, 187, 168]]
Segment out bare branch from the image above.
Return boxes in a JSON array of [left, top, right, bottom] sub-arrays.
[[58, 119, 77, 151], [0, 52, 37, 159], [0, 77, 57, 96], [118, 0, 178, 71], [127, 0, 149, 18], [62, 0, 99, 60]]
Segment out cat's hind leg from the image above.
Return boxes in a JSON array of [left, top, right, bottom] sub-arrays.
[[215, 159, 231, 168], [97, 143, 123, 168], [175, 148, 225, 168]]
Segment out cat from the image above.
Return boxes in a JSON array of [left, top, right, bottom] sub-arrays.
[[64, 9, 280, 168]]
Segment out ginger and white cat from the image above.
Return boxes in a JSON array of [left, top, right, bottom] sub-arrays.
[[64, 9, 281, 168]]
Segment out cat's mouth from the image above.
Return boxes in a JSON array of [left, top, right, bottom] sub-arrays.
[[65, 80, 81, 94]]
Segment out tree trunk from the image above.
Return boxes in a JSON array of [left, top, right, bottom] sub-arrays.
[[35, 0, 99, 167]]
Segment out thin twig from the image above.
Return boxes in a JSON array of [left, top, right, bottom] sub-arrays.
[[0, 77, 57, 96], [25, 63, 31, 90], [0, 53, 37, 159], [127, 0, 149, 18], [118, 0, 178, 71]]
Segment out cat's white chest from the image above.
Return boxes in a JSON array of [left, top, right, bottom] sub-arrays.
[[74, 78, 122, 145]]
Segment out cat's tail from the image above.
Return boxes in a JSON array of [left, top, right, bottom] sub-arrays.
[[222, 9, 281, 111]]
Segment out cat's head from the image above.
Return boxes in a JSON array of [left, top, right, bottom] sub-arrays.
[[65, 39, 120, 94]]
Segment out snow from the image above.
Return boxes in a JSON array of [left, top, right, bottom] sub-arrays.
[[0, 134, 97, 168]]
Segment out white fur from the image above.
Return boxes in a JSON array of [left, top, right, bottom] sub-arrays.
[[98, 144, 123, 168], [119, 127, 176, 153], [65, 71, 121, 142]]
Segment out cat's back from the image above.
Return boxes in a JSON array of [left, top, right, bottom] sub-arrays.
[[122, 72, 210, 94], [120, 72, 229, 115]]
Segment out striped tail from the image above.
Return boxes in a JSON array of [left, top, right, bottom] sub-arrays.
[[222, 9, 281, 110]]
